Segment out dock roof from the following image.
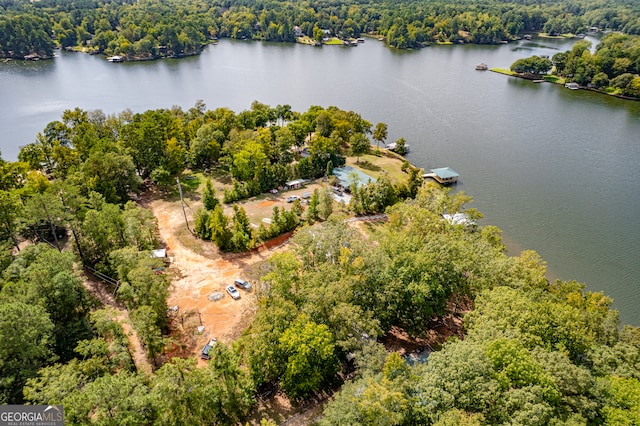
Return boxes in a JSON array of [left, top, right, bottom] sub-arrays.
[[431, 167, 460, 179]]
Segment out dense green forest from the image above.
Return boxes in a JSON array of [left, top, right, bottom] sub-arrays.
[[555, 33, 640, 96], [1, 101, 640, 424], [509, 33, 640, 97], [4, 101, 388, 256], [2, 0, 640, 58]]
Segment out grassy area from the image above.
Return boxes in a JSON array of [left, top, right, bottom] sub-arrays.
[[179, 173, 202, 193], [490, 68, 516, 76], [538, 33, 575, 39], [296, 36, 316, 45], [346, 150, 411, 185], [543, 75, 565, 84], [324, 37, 345, 45]]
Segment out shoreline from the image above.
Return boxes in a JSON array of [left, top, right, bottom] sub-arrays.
[[489, 68, 640, 101]]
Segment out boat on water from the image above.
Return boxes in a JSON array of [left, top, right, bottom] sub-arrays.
[[475, 63, 488, 71], [107, 55, 124, 62], [565, 82, 580, 90]]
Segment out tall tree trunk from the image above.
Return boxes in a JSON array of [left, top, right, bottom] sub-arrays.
[[3, 220, 20, 252], [41, 201, 61, 252]]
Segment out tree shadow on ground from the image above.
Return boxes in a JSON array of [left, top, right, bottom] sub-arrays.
[[357, 160, 381, 172]]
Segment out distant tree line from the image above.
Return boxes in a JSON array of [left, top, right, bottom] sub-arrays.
[[510, 33, 640, 97], [2, 0, 640, 58], [554, 33, 640, 97]]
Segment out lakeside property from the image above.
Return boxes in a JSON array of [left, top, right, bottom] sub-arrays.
[[3, 36, 640, 328], [489, 66, 640, 101], [485, 32, 640, 101]]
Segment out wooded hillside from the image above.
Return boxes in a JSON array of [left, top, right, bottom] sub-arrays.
[[2, 0, 640, 58], [1, 102, 638, 424]]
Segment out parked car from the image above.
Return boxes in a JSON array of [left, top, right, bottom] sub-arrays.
[[302, 192, 311, 199], [234, 278, 252, 290], [269, 188, 279, 194], [286, 195, 300, 203], [200, 338, 217, 360], [226, 285, 240, 300]]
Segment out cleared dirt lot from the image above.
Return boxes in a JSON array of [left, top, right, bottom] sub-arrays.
[[141, 157, 409, 423], [142, 182, 334, 424], [146, 196, 265, 350], [142, 180, 327, 358]]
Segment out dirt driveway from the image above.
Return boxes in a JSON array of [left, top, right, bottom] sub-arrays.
[[144, 195, 284, 357], [142, 185, 330, 425]]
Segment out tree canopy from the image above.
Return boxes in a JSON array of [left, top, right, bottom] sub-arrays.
[[1, 100, 639, 424], [2, 0, 640, 58]]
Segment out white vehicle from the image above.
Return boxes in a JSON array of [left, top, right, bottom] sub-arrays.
[[234, 278, 252, 290], [286, 195, 300, 203], [226, 285, 240, 300]]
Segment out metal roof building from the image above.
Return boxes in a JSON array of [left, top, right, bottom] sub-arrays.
[[424, 167, 460, 185], [332, 166, 376, 190]]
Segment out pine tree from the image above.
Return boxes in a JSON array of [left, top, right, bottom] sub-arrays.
[[202, 179, 218, 211]]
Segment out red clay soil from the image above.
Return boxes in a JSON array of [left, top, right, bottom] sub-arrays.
[[143, 196, 288, 361]]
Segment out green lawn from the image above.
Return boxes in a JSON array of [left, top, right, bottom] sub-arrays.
[[538, 33, 575, 39], [490, 68, 516, 76], [324, 38, 345, 45], [543, 75, 565, 84], [346, 150, 412, 185]]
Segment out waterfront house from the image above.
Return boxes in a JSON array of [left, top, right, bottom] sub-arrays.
[[332, 166, 376, 191]]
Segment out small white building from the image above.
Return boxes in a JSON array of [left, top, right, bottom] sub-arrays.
[[284, 179, 305, 190]]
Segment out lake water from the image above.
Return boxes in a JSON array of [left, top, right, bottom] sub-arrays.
[[2, 37, 640, 325]]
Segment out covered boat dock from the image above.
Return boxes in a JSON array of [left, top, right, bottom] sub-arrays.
[[423, 167, 460, 185]]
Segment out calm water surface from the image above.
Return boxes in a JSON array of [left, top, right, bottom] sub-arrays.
[[2, 38, 639, 324]]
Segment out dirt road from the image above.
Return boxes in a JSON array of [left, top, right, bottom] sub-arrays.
[[144, 196, 282, 356]]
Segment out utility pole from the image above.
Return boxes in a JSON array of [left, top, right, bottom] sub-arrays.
[[176, 177, 194, 235]]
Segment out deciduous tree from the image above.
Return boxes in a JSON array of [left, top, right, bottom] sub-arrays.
[[279, 314, 337, 399]]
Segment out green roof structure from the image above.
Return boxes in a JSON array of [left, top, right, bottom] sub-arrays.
[[423, 167, 460, 185], [332, 166, 376, 189], [431, 167, 459, 179]]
